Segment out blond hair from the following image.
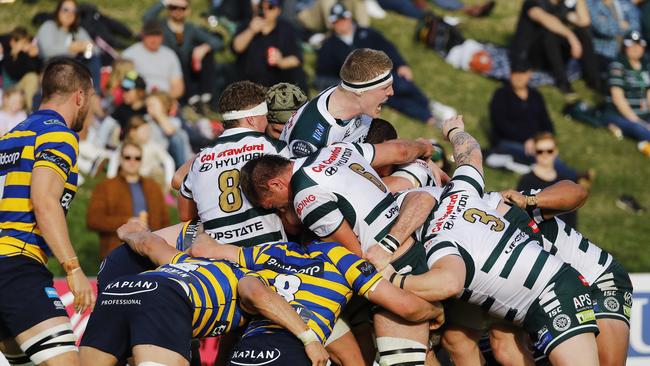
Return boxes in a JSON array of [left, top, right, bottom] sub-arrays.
[[340, 48, 393, 83], [106, 59, 135, 92]]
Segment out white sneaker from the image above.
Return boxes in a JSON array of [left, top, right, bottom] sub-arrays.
[[365, 0, 386, 19], [430, 100, 457, 124]]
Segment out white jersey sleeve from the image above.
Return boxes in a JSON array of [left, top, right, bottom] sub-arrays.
[[392, 159, 436, 188], [293, 185, 344, 238], [179, 160, 196, 199], [450, 165, 485, 197], [423, 239, 462, 268]]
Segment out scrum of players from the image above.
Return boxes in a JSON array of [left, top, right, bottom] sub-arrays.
[[0, 50, 633, 366]]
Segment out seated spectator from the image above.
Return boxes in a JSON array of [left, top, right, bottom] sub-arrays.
[[298, 0, 370, 33], [232, 0, 307, 91], [487, 62, 579, 178], [95, 71, 148, 150], [125, 115, 176, 189], [145, 91, 193, 167], [265, 82, 308, 139], [143, 0, 224, 112], [517, 132, 579, 228], [122, 19, 185, 100], [102, 59, 135, 111], [35, 0, 102, 92], [316, 4, 456, 125], [87, 141, 170, 258], [510, 0, 601, 94], [587, 0, 640, 73], [603, 31, 650, 156], [0, 87, 27, 135], [1, 27, 41, 110], [379, 0, 494, 19]]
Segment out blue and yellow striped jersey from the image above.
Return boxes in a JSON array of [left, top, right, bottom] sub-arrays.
[[238, 241, 382, 343], [0, 110, 79, 264], [143, 253, 249, 338]]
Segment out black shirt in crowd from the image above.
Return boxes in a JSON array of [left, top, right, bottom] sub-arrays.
[[489, 84, 555, 143], [517, 172, 578, 228]]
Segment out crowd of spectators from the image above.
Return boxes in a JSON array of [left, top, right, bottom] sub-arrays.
[[1, 0, 650, 247]]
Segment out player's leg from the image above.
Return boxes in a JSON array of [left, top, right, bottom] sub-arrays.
[[132, 345, 189, 366], [488, 324, 535, 366], [79, 346, 118, 366], [351, 323, 377, 366], [325, 321, 366, 366], [0, 338, 34, 366], [547, 332, 599, 366], [595, 318, 629, 366], [441, 326, 484, 366], [374, 310, 430, 366], [14, 317, 79, 366]]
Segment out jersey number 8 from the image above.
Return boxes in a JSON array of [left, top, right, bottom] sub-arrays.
[[218, 169, 243, 213], [274, 274, 301, 302]]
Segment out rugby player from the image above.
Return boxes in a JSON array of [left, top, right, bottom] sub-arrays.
[[178, 81, 290, 246], [0, 58, 95, 366], [79, 222, 330, 366], [265, 83, 308, 140], [387, 116, 601, 366], [280, 48, 394, 157]]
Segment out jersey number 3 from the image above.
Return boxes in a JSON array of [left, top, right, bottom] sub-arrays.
[[463, 208, 505, 232], [218, 169, 243, 213]]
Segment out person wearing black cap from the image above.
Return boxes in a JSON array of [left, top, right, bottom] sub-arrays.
[[604, 30, 650, 157], [122, 19, 185, 100], [315, 3, 456, 126], [231, 0, 307, 91]]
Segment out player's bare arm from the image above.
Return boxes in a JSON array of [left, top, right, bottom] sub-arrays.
[[32, 166, 95, 313], [442, 115, 483, 176], [388, 255, 466, 302], [188, 233, 240, 262], [367, 279, 445, 327], [322, 220, 364, 257], [117, 221, 179, 266], [371, 139, 434, 168], [238, 276, 329, 366], [501, 180, 588, 220]]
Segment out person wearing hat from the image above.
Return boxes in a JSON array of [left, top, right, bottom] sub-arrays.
[[315, 3, 456, 126], [232, 0, 307, 91], [122, 19, 185, 100], [143, 0, 224, 112], [265, 82, 308, 139], [604, 30, 650, 157]]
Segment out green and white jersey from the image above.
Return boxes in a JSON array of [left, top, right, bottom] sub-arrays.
[[180, 128, 289, 247], [280, 86, 372, 157], [291, 142, 398, 253], [391, 159, 437, 188], [483, 191, 613, 286], [417, 166, 564, 324]]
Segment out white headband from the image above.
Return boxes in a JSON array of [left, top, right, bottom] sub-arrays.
[[222, 102, 268, 120], [340, 70, 393, 93]]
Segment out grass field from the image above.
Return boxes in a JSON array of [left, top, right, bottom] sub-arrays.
[[1, 0, 648, 275]]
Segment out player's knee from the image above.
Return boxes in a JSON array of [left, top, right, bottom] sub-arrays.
[[489, 337, 517, 365], [376, 337, 427, 366], [19, 323, 77, 365], [441, 330, 476, 354]]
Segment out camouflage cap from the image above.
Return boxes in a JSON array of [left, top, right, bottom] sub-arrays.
[[266, 83, 307, 124]]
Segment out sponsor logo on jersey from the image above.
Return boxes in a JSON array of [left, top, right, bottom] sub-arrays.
[[310, 147, 354, 172], [230, 348, 282, 365], [217, 144, 265, 158], [60, 188, 75, 213], [604, 296, 620, 312], [215, 152, 264, 168], [37, 150, 71, 175], [431, 193, 469, 233], [552, 314, 571, 331], [209, 221, 266, 241], [325, 166, 338, 176], [291, 140, 316, 157], [296, 194, 316, 216], [199, 162, 213, 172], [45, 287, 60, 299], [209, 321, 230, 336], [534, 326, 553, 350], [312, 123, 326, 142], [576, 309, 596, 324], [100, 299, 142, 306], [578, 275, 589, 287], [572, 294, 592, 310], [43, 118, 66, 127], [263, 257, 325, 277], [0, 147, 22, 170], [103, 280, 159, 296], [53, 300, 65, 310], [356, 261, 377, 277]]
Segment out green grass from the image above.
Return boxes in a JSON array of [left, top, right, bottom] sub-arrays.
[[2, 0, 648, 273]]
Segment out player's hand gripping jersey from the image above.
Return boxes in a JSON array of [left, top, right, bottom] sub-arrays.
[[291, 142, 398, 253], [418, 166, 566, 324], [237, 241, 382, 343], [139, 253, 251, 338], [0, 110, 79, 264], [180, 128, 289, 246], [280, 87, 372, 157]]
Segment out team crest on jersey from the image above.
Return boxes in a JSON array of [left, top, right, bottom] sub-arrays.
[[291, 140, 316, 157], [552, 314, 571, 331], [356, 261, 377, 276], [604, 297, 620, 312], [209, 321, 230, 336]]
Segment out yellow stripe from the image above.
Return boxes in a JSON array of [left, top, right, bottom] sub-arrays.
[[301, 275, 350, 296], [4, 171, 32, 186], [21, 146, 35, 160], [190, 285, 202, 326], [1, 130, 36, 140], [0, 198, 32, 212], [0, 241, 47, 264], [358, 274, 382, 297], [0, 221, 36, 233], [33, 161, 67, 181], [195, 269, 215, 331], [35, 132, 79, 155], [294, 291, 342, 316], [307, 318, 327, 342]]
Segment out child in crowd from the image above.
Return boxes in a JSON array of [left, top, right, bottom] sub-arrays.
[[0, 88, 28, 136]]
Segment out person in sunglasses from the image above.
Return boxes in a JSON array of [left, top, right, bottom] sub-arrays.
[[603, 30, 650, 157], [516, 132, 580, 228], [87, 141, 170, 258]]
